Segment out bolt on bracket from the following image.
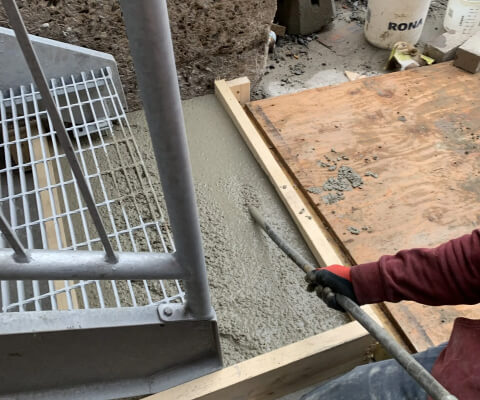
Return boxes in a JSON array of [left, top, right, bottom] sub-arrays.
[[158, 303, 217, 323]]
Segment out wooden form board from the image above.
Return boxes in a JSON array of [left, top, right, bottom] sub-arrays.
[[246, 62, 480, 352], [215, 79, 407, 345], [32, 137, 78, 310], [145, 318, 375, 400]]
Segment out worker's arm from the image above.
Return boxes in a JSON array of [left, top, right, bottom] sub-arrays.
[[351, 229, 480, 306], [307, 229, 480, 308]]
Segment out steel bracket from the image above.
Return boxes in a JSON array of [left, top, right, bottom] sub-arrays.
[[158, 303, 216, 323]]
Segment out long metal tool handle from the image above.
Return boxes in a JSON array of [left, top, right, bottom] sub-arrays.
[[2, 0, 117, 263], [248, 206, 457, 400]]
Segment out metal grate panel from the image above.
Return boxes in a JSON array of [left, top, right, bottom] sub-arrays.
[[0, 67, 184, 312]]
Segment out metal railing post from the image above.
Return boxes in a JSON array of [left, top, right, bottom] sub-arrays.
[[119, 0, 214, 319]]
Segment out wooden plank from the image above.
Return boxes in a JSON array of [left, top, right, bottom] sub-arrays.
[[215, 79, 407, 348], [344, 70, 367, 81], [246, 62, 480, 351], [216, 79, 348, 267], [32, 137, 78, 310], [227, 77, 251, 106], [271, 23, 286, 37], [144, 320, 374, 400]]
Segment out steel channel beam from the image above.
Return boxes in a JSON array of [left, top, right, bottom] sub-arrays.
[[0, 250, 184, 280], [119, 0, 214, 319]]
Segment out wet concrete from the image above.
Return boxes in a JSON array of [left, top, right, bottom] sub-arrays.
[[127, 95, 348, 366]]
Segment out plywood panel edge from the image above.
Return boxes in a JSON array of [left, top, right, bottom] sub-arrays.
[[144, 320, 374, 400], [215, 79, 344, 267]]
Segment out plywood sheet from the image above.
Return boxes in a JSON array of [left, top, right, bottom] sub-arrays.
[[247, 63, 480, 351]]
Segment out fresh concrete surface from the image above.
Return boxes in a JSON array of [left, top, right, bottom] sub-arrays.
[[127, 95, 348, 367], [119, 6, 447, 377]]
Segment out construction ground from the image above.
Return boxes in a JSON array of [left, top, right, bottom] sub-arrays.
[[123, 0, 449, 368], [0, 0, 480, 399]]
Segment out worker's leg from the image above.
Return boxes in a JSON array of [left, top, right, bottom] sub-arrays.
[[301, 343, 447, 400]]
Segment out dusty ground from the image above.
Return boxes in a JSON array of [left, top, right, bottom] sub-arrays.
[[0, 0, 447, 110], [255, 0, 447, 99], [0, 0, 276, 110]]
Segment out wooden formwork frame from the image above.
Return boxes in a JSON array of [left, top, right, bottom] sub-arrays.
[[143, 79, 407, 399], [33, 136, 79, 310]]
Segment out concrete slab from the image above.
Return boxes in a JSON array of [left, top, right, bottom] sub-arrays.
[[127, 95, 348, 367]]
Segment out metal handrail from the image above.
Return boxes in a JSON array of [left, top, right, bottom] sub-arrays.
[[0, 0, 214, 320]]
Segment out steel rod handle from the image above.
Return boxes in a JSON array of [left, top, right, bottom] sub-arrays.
[[337, 294, 457, 400], [249, 206, 457, 400]]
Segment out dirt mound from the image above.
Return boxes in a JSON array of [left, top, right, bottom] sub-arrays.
[[0, 0, 276, 110]]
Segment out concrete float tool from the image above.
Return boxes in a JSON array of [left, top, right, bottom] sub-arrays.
[[248, 206, 457, 400]]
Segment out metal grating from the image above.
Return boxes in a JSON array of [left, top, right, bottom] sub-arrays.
[[0, 67, 184, 312]]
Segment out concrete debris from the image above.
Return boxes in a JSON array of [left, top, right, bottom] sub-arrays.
[[317, 160, 337, 171], [337, 166, 363, 188], [323, 178, 352, 192], [343, 0, 367, 24], [297, 37, 308, 47], [323, 192, 345, 204], [454, 31, 480, 74], [425, 32, 469, 62], [323, 177, 352, 192], [307, 186, 323, 194], [365, 171, 379, 179], [290, 63, 306, 75], [347, 226, 361, 235], [315, 166, 364, 204]]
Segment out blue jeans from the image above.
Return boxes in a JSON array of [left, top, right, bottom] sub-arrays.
[[301, 343, 447, 400]]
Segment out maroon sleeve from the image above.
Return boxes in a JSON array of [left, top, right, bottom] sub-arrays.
[[351, 229, 480, 306]]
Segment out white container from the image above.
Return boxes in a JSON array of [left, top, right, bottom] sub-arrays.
[[444, 0, 480, 36], [365, 0, 432, 49]]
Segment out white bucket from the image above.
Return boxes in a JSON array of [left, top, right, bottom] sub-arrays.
[[365, 0, 432, 49], [444, 0, 480, 36]]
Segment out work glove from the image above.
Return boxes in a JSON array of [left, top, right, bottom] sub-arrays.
[[306, 265, 358, 311]]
